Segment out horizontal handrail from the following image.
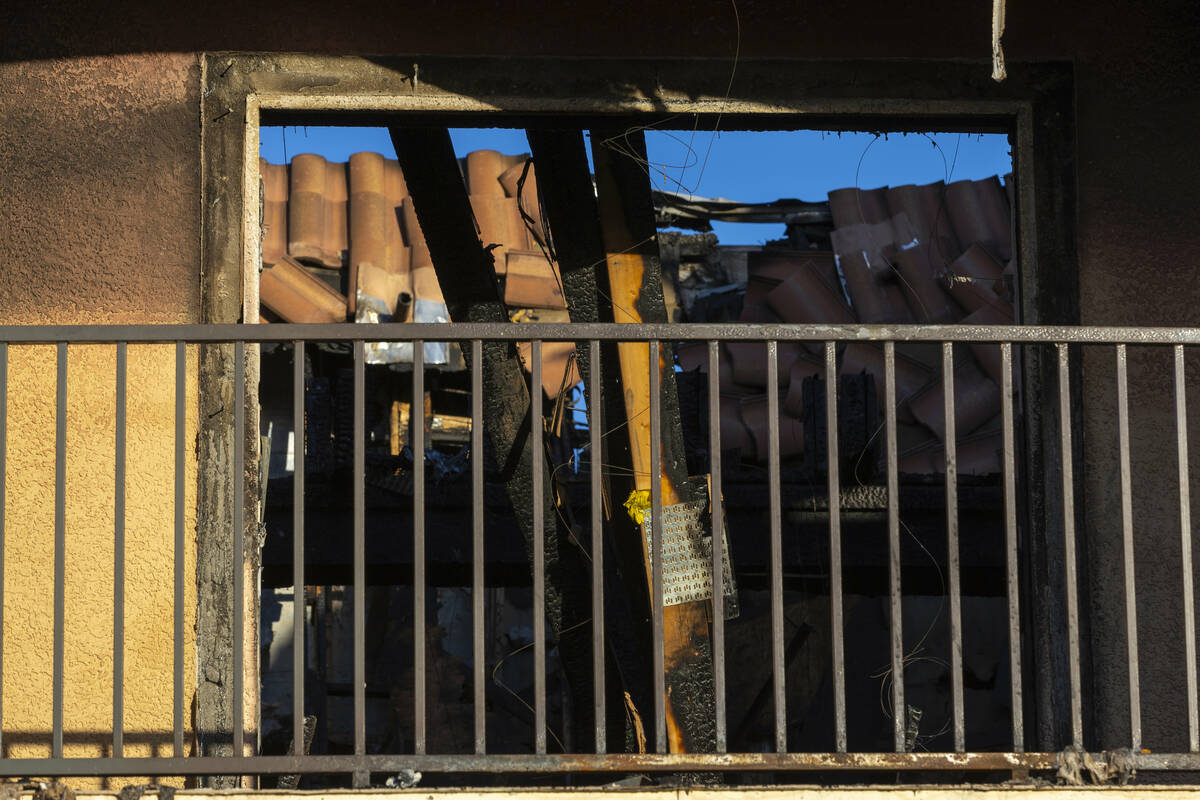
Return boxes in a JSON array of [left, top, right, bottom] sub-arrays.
[[0, 322, 1197, 345]]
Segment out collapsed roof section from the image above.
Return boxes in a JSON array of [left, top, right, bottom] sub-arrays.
[[258, 145, 1015, 475]]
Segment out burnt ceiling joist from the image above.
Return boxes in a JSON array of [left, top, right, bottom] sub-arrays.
[[388, 125, 599, 746]]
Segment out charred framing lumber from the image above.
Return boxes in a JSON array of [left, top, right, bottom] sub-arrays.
[[590, 126, 717, 755], [526, 129, 656, 751], [388, 126, 597, 748]]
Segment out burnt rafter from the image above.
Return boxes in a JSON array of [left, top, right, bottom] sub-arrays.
[[387, 126, 597, 745], [590, 125, 718, 756], [526, 128, 655, 750]]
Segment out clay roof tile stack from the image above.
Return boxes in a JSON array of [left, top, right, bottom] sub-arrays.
[[708, 175, 1015, 474], [258, 149, 575, 395]]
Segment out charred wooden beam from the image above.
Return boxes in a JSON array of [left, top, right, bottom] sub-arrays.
[[590, 126, 717, 755], [526, 128, 656, 751], [388, 126, 596, 745]]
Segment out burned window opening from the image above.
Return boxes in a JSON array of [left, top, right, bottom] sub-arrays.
[[252, 120, 1024, 786]]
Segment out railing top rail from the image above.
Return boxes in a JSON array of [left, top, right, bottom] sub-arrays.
[[0, 322, 1198, 345]]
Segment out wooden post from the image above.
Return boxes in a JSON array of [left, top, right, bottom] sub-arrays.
[[591, 126, 717, 754]]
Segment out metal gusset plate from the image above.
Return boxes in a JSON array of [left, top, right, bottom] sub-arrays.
[[642, 497, 739, 618]]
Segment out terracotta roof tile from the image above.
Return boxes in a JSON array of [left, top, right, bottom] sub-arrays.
[[260, 159, 289, 266], [260, 254, 348, 324], [765, 255, 854, 324], [907, 356, 1000, 441], [841, 342, 931, 407], [941, 243, 1007, 314], [740, 393, 804, 463], [828, 186, 890, 227], [497, 160, 549, 249], [891, 243, 959, 323], [725, 342, 817, 389], [960, 299, 1014, 385], [464, 149, 509, 198], [504, 249, 566, 310], [900, 432, 1002, 475], [945, 176, 1011, 263], [518, 340, 580, 399], [738, 275, 783, 323], [885, 182, 954, 249], [288, 154, 348, 269], [719, 393, 755, 458]]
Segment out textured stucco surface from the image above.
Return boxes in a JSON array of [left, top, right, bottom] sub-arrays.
[[3, 344, 198, 781], [0, 53, 200, 324], [0, 52, 202, 784]]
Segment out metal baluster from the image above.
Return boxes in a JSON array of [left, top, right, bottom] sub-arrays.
[[708, 341, 727, 753], [1176, 344, 1199, 752], [767, 341, 785, 753], [1000, 343, 1024, 751], [883, 341, 905, 752], [233, 340, 245, 757], [1057, 343, 1083, 749], [943, 342, 965, 752], [826, 342, 846, 752], [1116, 344, 1141, 751], [292, 341, 305, 757], [114, 343, 127, 758], [472, 340, 486, 755], [590, 340, 606, 754], [531, 341, 546, 755], [649, 341, 666, 754]]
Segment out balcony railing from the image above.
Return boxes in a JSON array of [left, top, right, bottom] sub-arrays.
[[0, 321, 1198, 785]]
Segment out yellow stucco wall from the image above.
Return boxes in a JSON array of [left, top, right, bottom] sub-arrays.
[[3, 344, 198, 784], [0, 50, 204, 787]]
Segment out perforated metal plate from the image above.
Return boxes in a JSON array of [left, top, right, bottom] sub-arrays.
[[642, 498, 738, 618]]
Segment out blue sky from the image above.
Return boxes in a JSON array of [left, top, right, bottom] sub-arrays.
[[260, 126, 1011, 244]]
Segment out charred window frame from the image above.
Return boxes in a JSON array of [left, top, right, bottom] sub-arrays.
[[199, 54, 1078, 759]]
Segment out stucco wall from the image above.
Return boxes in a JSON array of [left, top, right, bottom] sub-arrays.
[[0, 53, 202, 784]]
